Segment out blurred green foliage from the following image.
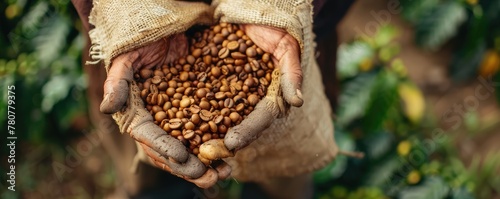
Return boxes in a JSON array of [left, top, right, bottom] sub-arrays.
[[400, 0, 500, 81], [0, 0, 87, 144], [314, 25, 500, 199], [1, 0, 89, 197]]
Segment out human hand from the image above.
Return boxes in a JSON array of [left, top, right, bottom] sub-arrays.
[[99, 34, 229, 188], [199, 24, 304, 161]]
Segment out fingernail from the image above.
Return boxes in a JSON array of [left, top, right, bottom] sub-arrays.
[[100, 93, 112, 114], [296, 89, 303, 100], [290, 89, 303, 107]]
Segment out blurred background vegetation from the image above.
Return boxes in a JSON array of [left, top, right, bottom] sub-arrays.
[[1, 0, 500, 198]]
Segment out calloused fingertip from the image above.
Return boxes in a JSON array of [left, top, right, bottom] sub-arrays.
[[192, 168, 219, 189], [289, 89, 304, 107], [100, 80, 130, 114], [282, 85, 304, 108]]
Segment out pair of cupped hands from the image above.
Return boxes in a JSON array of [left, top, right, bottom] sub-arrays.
[[101, 24, 304, 188]]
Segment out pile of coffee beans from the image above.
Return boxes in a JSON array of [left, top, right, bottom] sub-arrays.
[[135, 23, 274, 155]]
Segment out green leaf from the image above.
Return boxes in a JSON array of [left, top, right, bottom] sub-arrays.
[[33, 15, 70, 68], [400, 0, 440, 23], [415, 1, 467, 50], [451, 187, 474, 199], [20, 2, 49, 32], [361, 70, 399, 133], [398, 177, 450, 199], [314, 129, 355, 184], [374, 26, 399, 48], [362, 131, 394, 159], [41, 75, 73, 112], [363, 155, 402, 186], [337, 72, 377, 127], [337, 41, 375, 79]]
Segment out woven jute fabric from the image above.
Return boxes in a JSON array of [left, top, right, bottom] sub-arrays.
[[88, 0, 337, 182], [87, 0, 214, 71]]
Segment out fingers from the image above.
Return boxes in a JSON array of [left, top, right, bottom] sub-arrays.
[[224, 98, 277, 151], [214, 161, 232, 180], [241, 24, 303, 107], [141, 142, 207, 179], [184, 168, 219, 189], [100, 53, 137, 114], [132, 122, 189, 163], [274, 35, 304, 107]]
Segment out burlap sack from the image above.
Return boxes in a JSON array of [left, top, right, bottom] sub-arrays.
[[87, 0, 337, 183]]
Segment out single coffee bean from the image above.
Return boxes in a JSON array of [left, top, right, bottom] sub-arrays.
[[192, 48, 202, 58], [201, 133, 211, 142], [199, 101, 210, 110], [183, 130, 195, 140], [208, 121, 218, 133], [224, 98, 234, 108], [218, 125, 228, 133], [199, 122, 209, 132], [238, 43, 247, 53], [171, 130, 182, 137], [231, 52, 246, 59], [200, 110, 213, 121], [213, 35, 224, 44], [229, 112, 241, 123], [235, 103, 245, 112], [176, 111, 185, 119], [191, 114, 201, 125], [223, 116, 232, 127], [140, 69, 153, 79], [151, 76, 162, 84], [190, 135, 201, 146], [155, 111, 167, 122], [211, 67, 221, 77], [215, 92, 226, 100], [180, 98, 191, 108], [214, 115, 224, 124], [154, 69, 164, 77], [248, 94, 259, 106], [218, 47, 230, 59], [246, 47, 257, 57], [210, 100, 219, 109], [169, 118, 183, 129], [189, 105, 201, 114], [227, 41, 239, 50]]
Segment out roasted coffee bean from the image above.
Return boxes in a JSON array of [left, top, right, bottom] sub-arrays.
[[199, 122, 209, 132], [229, 112, 241, 123], [208, 121, 217, 133], [155, 111, 167, 122], [227, 41, 239, 50], [169, 118, 183, 129], [199, 101, 210, 110], [218, 47, 230, 59], [137, 23, 275, 155], [183, 130, 195, 140], [218, 125, 228, 134], [140, 69, 153, 79], [211, 67, 221, 77], [224, 98, 234, 108], [180, 98, 191, 108], [200, 110, 213, 121], [202, 133, 212, 142], [248, 94, 259, 106]]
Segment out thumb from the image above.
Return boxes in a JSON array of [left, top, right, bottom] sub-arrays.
[[274, 35, 304, 107], [100, 53, 137, 114]]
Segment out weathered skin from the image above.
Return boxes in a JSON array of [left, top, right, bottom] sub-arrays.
[[99, 24, 304, 187]]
